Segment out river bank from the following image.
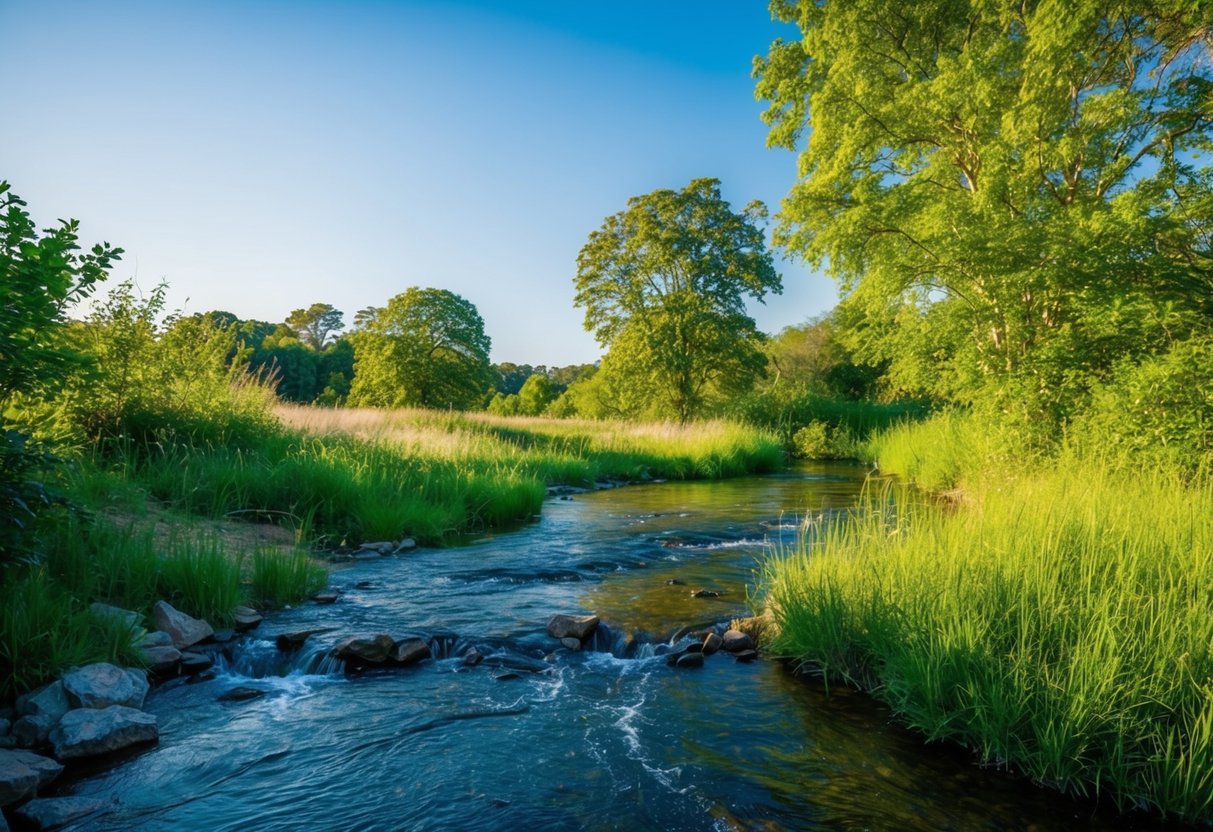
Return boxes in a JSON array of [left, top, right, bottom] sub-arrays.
[[764, 414, 1213, 825]]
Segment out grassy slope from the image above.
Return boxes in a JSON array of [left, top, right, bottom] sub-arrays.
[[763, 414, 1213, 822], [2, 408, 783, 699]]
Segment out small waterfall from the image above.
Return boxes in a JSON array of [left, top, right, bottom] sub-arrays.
[[218, 638, 345, 679]]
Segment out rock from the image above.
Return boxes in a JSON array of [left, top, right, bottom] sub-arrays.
[[685, 642, 704, 654], [0, 749, 62, 806], [88, 603, 143, 631], [187, 671, 216, 685], [15, 683, 69, 722], [721, 630, 755, 653], [0, 719, 8, 737], [664, 578, 685, 586], [62, 664, 149, 711], [493, 672, 520, 682], [210, 629, 236, 644], [462, 648, 483, 667], [481, 653, 551, 674], [690, 589, 721, 599], [312, 592, 339, 605], [152, 601, 213, 649], [388, 638, 430, 666], [675, 652, 705, 669], [546, 614, 599, 641], [16, 796, 107, 830], [49, 707, 158, 760], [351, 551, 380, 561], [217, 687, 265, 702], [275, 628, 334, 651], [358, 541, 395, 555], [232, 606, 263, 632], [560, 637, 581, 651], [11, 715, 56, 748], [354, 580, 376, 589], [732, 649, 759, 663], [331, 634, 395, 664], [179, 652, 214, 674], [394, 538, 417, 553], [139, 631, 174, 649], [702, 632, 723, 656], [141, 645, 182, 674]]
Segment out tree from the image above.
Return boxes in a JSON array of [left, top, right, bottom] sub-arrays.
[[755, 1, 1213, 426], [517, 373, 556, 415], [285, 303, 344, 351], [348, 288, 492, 410], [574, 177, 782, 422]]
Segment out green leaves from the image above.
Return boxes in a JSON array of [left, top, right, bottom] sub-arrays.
[[756, 2, 1213, 426], [348, 287, 492, 411], [574, 178, 782, 422]]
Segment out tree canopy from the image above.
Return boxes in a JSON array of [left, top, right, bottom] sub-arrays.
[[285, 303, 344, 351], [755, 0, 1213, 427], [348, 288, 492, 410], [574, 177, 782, 422]]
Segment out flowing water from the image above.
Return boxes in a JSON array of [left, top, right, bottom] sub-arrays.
[[59, 463, 1155, 831]]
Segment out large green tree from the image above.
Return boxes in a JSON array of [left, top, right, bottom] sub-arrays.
[[755, 1, 1212, 425], [574, 177, 782, 422], [348, 288, 492, 410]]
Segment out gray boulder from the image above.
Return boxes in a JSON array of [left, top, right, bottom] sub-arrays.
[[11, 714, 56, 749], [151, 601, 213, 649], [702, 632, 723, 655], [142, 645, 183, 674], [546, 614, 599, 641], [16, 796, 108, 830], [62, 664, 148, 710], [233, 606, 263, 632], [139, 631, 174, 649], [388, 638, 431, 666], [394, 538, 417, 553], [49, 707, 158, 760], [331, 634, 395, 664], [15, 682, 69, 722], [721, 629, 754, 653], [0, 749, 62, 807]]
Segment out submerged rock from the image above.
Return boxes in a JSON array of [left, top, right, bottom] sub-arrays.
[[462, 648, 484, 667], [312, 592, 339, 605], [0, 749, 62, 807], [179, 652, 214, 675], [217, 687, 266, 703], [560, 637, 581, 651], [690, 589, 721, 599], [152, 601, 214, 649], [16, 795, 107, 829], [332, 634, 395, 664], [49, 707, 158, 760], [546, 614, 599, 641], [62, 664, 149, 711], [733, 650, 759, 663]]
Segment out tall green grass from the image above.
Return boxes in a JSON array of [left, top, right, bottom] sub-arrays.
[[93, 408, 785, 546], [764, 465, 1213, 821], [0, 518, 328, 699]]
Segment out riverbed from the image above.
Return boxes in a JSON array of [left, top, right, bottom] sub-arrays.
[[60, 463, 1148, 830]]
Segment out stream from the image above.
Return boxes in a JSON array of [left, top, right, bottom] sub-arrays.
[[60, 462, 1152, 831]]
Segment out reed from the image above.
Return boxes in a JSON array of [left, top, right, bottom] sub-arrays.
[[764, 463, 1213, 821]]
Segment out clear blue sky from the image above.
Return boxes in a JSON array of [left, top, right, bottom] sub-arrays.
[[1, 0, 835, 365]]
